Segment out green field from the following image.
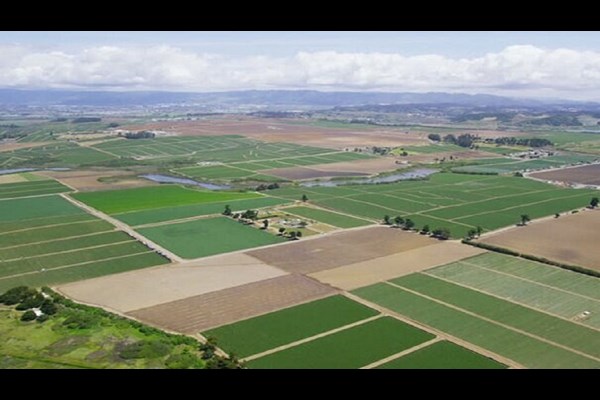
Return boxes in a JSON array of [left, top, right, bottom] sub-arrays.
[[377, 341, 506, 369], [0, 142, 115, 168], [137, 217, 285, 259], [72, 185, 262, 214], [0, 196, 85, 223], [283, 206, 372, 228], [0, 195, 168, 292], [247, 317, 435, 369], [204, 295, 378, 358], [393, 273, 600, 358], [116, 197, 290, 226], [0, 180, 71, 200], [427, 253, 600, 328], [353, 282, 600, 368], [452, 153, 598, 174], [268, 172, 597, 238]]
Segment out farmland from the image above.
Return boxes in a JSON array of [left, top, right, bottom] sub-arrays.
[[479, 210, 600, 272], [529, 163, 600, 186], [452, 153, 598, 174], [353, 254, 600, 368], [137, 217, 285, 259], [268, 172, 597, 238], [0, 195, 168, 292], [72, 185, 262, 214], [0, 179, 71, 199], [282, 206, 372, 228]]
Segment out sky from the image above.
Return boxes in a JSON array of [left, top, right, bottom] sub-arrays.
[[2, 31, 600, 100]]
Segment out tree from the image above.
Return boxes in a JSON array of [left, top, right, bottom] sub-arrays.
[[428, 133, 441, 142], [301, 194, 308, 202], [443, 134, 457, 144], [555, 213, 560, 218], [466, 229, 477, 240], [432, 227, 451, 240], [278, 227, 286, 235], [420, 225, 430, 235], [383, 215, 391, 225], [590, 197, 599, 209], [296, 231, 303, 239], [262, 219, 269, 230], [393, 216, 404, 227], [289, 231, 297, 240], [20, 310, 37, 322], [242, 209, 258, 220], [404, 218, 415, 230], [222, 205, 232, 216], [476, 226, 483, 237], [520, 214, 530, 226]]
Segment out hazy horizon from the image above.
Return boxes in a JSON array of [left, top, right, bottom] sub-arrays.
[[2, 31, 600, 101]]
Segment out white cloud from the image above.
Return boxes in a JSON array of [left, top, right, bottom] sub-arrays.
[[1, 44, 600, 99]]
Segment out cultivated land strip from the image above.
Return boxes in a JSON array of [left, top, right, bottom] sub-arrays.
[[422, 270, 600, 333], [385, 281, 600, 363], [242, 315, 383, 362], [60, 193, 181, 262], [342, 292, 521, 368]]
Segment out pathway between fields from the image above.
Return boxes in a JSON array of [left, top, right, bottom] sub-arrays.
[[60, 194, 183, 262]]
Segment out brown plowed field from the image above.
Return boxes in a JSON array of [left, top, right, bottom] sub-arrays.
[[262, 167, 368, 180], [36, 169, 156, 191], [308, 157, 405, 174], [310, 241, 486, 290], [480, 209, 600, 271], [246, 226, 434, 274], [127, 274, 336, 333], [529, 164, 600, 186]]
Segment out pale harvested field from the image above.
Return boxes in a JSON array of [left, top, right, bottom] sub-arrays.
[[56, 253, 286, 312], [296, 157, 404, 175], [247, 226, 434, 274], [529, 164, 600, 186], [121, 117, 430, 149], [127, 274, 336, 333], [0, 141, 52, 152], [404, 150, 499, 164], [262, 167, 368, 180], [310, 241, 486, 290], [36, 169, 156, 191], [480, 209, 600, 271], [0, 174, 27, 184]]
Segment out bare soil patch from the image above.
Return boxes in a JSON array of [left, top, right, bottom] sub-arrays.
[[262, 167, 368, 180], [56, 253, 286, 312], [36, 169, 156, 191], [127, 274, 336, 333], [247, 226, 434, 274], [310, 241, 486, 290], [0, 141, 52, 152], [480, 209, 600, 271], [309, 157, 406, 174], [121, 116, 430, 149], [529, 164, 600, 186], [0, 174, 27, 184]]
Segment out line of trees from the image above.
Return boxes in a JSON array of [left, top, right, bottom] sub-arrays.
[[383, 215, 450, 240]]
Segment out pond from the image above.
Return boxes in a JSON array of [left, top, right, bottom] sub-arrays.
[[140, 174, 230, 190], [300, 169, 438, 187]]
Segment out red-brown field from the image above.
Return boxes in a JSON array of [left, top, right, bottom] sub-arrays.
[[36, 168, 156, 191], [262, 167, 368, 180], [126, 274, 336, 333], [529, 163, 600, 186], [246, 226, 435, 274], [480, 209, 600, 272]]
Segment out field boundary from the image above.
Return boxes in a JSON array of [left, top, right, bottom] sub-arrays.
[[360, 337, 442, 369]]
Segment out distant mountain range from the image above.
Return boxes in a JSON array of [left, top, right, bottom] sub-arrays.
[[0, 88, 595, 109]]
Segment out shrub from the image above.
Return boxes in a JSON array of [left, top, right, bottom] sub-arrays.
[[0, 286, 37, 305], [21, 310, 37, 322], [119, 340, 171, 359], [165, 353, 204, 369], [36, 314, 50, 323], [40, 300, 58, 315], [62, 310, 99, 329], [15, 293, 45, 311]]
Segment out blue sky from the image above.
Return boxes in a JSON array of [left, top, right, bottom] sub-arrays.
[[3, 31, 600, 57], [1, 31, 600, 99]]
